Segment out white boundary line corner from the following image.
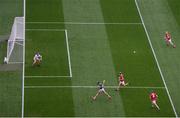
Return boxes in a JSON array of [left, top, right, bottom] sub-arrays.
[[135, 0, 178, 117]]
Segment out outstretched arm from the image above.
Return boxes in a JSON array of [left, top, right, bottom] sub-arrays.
[[103, 80, 105, 85]]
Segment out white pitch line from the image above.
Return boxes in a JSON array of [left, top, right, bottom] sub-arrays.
[[24, 85, 165, 89], [26, 29, 65, 31], [65, 29, 72, 78], [135, 0, 178, 117], [15, 42, 23, 46], [25, 29, 72, 78], [8, 61, 23, 64], [21, 1, 26, 117], [25, 75, 71, 78], [26, 21, 142, 25]]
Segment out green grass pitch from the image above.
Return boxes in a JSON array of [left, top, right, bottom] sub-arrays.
[[24, 0, 180, 117], [0, 0, 23, 116], [24, 0, 179, 117]]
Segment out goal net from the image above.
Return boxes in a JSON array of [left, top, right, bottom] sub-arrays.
[[5, 17, 24, 64]]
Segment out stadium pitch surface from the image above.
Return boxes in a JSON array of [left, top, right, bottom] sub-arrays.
[[23, 0, 180, 117], [0, 0, 23, 117]]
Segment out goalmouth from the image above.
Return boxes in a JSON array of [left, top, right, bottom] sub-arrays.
[[4, 17, 25, 64]]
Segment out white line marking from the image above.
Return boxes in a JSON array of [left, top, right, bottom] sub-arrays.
[[15, 42, 23, 46], [14, 39, 24, 41], [26, 29, 65, 31], [8, 61, 23, 64], [25, 75, 71, 78], [25, 29, 72, 78], [24, 85, 165, 89], [22, 1, 26, 118], [65, 30, 72, 78], [26, 21, 142, 25], [135, 0, 178, 117]]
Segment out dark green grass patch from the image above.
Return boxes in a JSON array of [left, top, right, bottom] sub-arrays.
[[25, 31, 69, 76], [24, 87, 74, 116], [25, 77, 71, 86], [26, 0, 64, 22], [100, 0, 141, 23], [167, 0, 180, 27], [120, 88, 175, 117], [0, 0, 23, 34], [26, 23, 65, 30], [0, 72, 22, 116], [0, 41, 7, 63], [0, 0, 23, 116]]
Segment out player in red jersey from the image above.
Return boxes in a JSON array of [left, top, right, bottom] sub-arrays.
[[150, 91, 160, 110], [116, 72, 128, 91], [164, 31, 176, 48]]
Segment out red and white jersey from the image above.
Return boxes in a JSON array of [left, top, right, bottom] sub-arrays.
[[165, 32, 171, 41], [150, 92, 157, 101], [119, 73, 124, 82]]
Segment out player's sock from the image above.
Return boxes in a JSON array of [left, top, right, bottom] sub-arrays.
[[116, 87, 120, 91], [152, 104, 154, 108], [108, 96, 112, 100], [155, 104, 160, 110], [91, 96, 96, 100]]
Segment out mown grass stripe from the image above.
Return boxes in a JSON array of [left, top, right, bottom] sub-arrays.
[[135, 0, 178, 117]]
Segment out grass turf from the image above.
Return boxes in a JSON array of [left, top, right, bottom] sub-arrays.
[[25, 0, 178, 117], [0, 0, 23, 116], [25, 30, 69, 76], [136, 0, 180, 116], [0, 72, 22, 116]]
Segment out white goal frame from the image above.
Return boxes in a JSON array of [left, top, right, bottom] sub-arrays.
[[5, 17, 24, 64]]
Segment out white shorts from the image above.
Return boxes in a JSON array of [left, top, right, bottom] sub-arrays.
[[152, 100, 156, 104], [166, 39, 173, 44], [119, 81, 125, 86], [98, 88, 105, 93]]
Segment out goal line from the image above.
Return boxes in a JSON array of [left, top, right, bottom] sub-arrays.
[[26, 21, 143, 25]]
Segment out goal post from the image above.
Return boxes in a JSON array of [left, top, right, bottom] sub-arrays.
[[5, 17, 24, 64]]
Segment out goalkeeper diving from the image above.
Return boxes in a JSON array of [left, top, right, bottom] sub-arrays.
[[32, 52, 42, 66]]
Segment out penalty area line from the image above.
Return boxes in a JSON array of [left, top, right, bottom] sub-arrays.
[[65, 29, 72, 78], [26, 29, 66, 31], [25, 76, 71, 78], [26, 21, 143, 25], [24, 85, 165, 89]]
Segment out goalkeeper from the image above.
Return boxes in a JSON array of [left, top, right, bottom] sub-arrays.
[[32, 52, 42, 66]]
